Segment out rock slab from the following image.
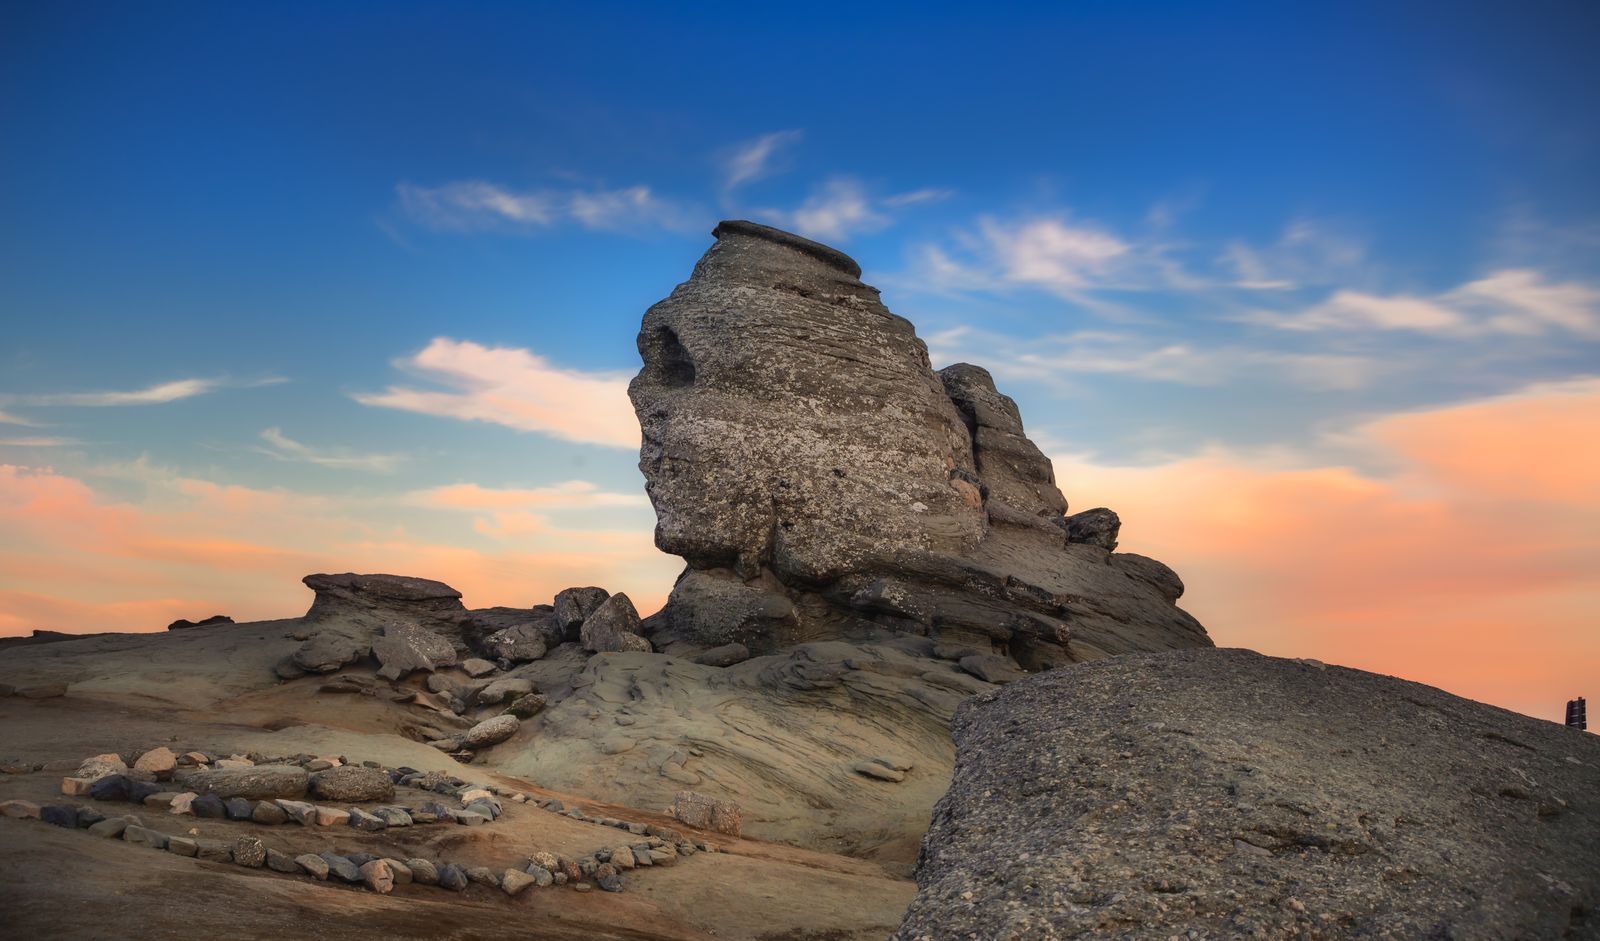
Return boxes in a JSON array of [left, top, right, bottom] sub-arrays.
[[892, 648, 1600, 940]]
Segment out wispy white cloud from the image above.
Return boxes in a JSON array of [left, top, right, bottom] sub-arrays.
[[407, 480, 647, 510], [353, 338, 638, 449], [1, 377, 281, 408], [927, 326, 1378, 391], [759, 177, 952, 242], [1241, 268, 1600, 338], [723, 130, 802, 192], [397, 181, 697, 234], [1221, 220, 1367, 291], [255, 427, 404, 473], [0, 436, 78, 447], [903, 214, 1184, 302], [0, 410, 36, 426]]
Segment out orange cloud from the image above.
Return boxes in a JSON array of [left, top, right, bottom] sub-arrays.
[[1057, 377, 1600, 724], [0, 464, 677, 636]]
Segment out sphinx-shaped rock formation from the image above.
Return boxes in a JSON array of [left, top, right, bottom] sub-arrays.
[[630, 221, 1210, 667]]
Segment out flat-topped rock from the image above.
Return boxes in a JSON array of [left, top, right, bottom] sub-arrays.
[[629, 220, 1209, 667]]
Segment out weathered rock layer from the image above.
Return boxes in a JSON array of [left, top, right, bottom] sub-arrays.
[[630, 220, 1210, 667], [892, 648, 1600, 940]]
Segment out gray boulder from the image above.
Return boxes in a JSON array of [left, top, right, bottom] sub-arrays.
[[175, 764, 308, 800], [628, 220, 1209, 669], [461, 714, 519, 749], [892, 648, 1600, 940], [284, 573, 469, 678], [553, 587, 610, 640], [579, 593, 651, 654], [1063, 506, 1120, 550], [462, 606, 561, 662], [371, 622, 457, 680]]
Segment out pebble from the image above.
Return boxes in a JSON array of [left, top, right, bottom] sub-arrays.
[[194, 839, 232, 862], [595, 863, 624, 893], [123, 825, 169, 849], [267, 849, 300, 873], [530, 866, 553, 887], [573, 882, 592, 893], [60, 777, 93, 797], [166, 836, 199, 857], [315, 806, 350, 827], [168, 793, 199, 816], [438, 863, 469, 891], [0, 799, 41, 818], [296, 854, 331, 881], [224, 797, 255, 820], [274, 799, 316, 825], [501, 869, 536, 896], [466, 866, 501, 888], [383, 858, 413, 884], [406, 858, 439, 886], [40, 805, 78, 828], [852, 760, 906, 782], [359, 859, 395, 894], [232, 836, 266, 868], [319, 852, 361, 883], [192, 795, 228, 819], [133, 747, 178, 776], [75, 807, 105, 828], [251, 801, 289, 825], [348, 808, 388, 831], [87, 817, 130, 838]]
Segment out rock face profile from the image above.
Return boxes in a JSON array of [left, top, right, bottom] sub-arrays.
[[630, 220, 1209, 667], [892, 648, 1600, 940]]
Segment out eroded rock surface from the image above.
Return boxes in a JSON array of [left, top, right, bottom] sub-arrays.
[[893, 648, 1600, 940], [629, 220, 1209, 669]]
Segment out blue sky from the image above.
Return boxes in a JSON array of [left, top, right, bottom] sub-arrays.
[[1, 1, 1597, 718]]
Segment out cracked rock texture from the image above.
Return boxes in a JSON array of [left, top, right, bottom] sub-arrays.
[[892, 648, 1600, 940], [629, 220, 1209, 667]]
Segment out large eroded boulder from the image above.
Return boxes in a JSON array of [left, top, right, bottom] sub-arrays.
[[892, 648, 1600, 940], [628, 220, 1209, 666]]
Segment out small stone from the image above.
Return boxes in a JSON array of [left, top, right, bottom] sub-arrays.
[[232, 836, 267, 868], [406, 858, 439, 885], [573, 882, 592, 892], [503, 693, 548, 719], [266, 848, 299, 873], [320, 852, 361, 883], [348, 808, 388, 831], [501, 869, 536, 896], [359, 859, 395, 894], [192, 795, 228, 818], [459, 787, 495, 805], [88, 817, 130, 838], [466, 866, 501, 888], [133, 747, 178, 777], [438, 863, 469, 891], [167, 793, 198, 815], [383, 858, 413, 884], [167, 837, 199, 857], [461, 714, 519, 749], [18, 683, 68, 699], [610, 846, 637, 870], [648, 848, 676, 865], [129, 781, 165, 804], [251, 800, 289, 825], [372, 806, 412, 827], [852, 760, 906, 782], [40, 805, 78, 828], [87, 775, 132, 802], [274, 799, 316, 825], [347, 853, 379, 868], [671, 790, 743, 836], [194, 839, 232, 862], [530, 866, 554, 887], [595, 863, 624, 892], [224, 797, 254, 820], [75, 807, 105, 828], [296, 854, 331, 880], [60, 777, 93, 797], [123, 825, 170, 849], [462, 658, 497, 677], [305, 759, 334, 772], [315, 806, 350, 826], [453, 809, 489, 826], [0, 799, 41, 818], [182, 752, 210, 765]]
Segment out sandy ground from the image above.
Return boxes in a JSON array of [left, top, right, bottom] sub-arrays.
[[0, 624, 919, 940]]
